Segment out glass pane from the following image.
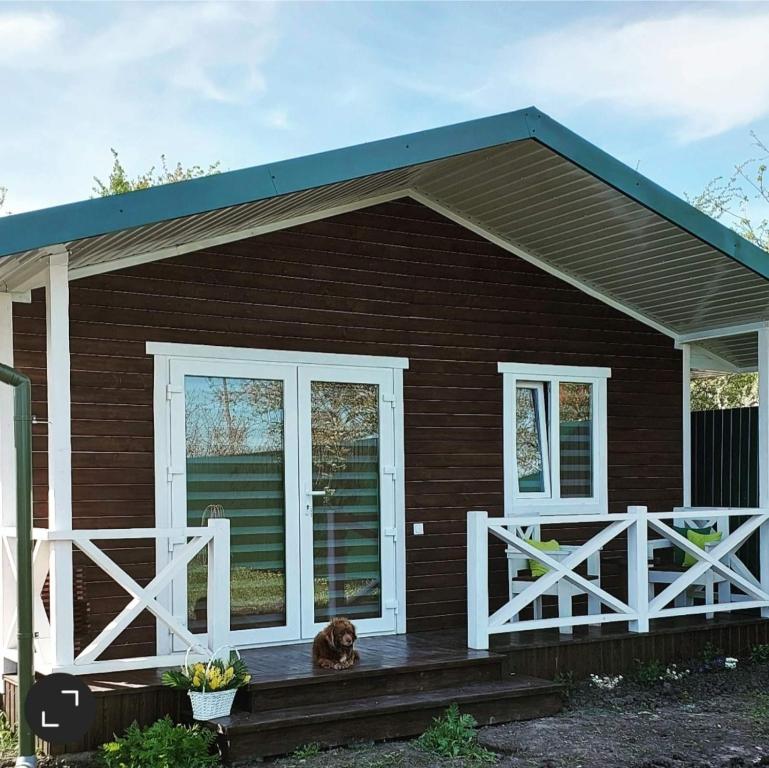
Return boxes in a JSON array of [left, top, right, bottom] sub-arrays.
[[559, 382, 593, 498], [516, 386, 546, 493], [310, 381, 381, 623], [184, 375, 286, 632]]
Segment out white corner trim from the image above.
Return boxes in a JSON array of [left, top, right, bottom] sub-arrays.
[[498, 362, 611, 379], [145, 342, 410, 370], [409, 190, 680, 343]]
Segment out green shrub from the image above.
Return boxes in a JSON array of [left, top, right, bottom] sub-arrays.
[[751, 644, 769, 664], [629, 659, 687, 686], [417, 703, 496, 763], [292, 742, 321, 759], [0, 712, 17, 758], [700, 642, 724, 663], [100, 716, 219, 768]]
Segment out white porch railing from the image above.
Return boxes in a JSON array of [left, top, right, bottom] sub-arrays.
[[1, 518, 230, 675], [467, 506, 769, 650]]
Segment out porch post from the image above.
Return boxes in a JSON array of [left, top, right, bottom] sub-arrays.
[[758, 329, 769, 618], [467, 510, 489, 650], [627, 505, 649, 633], [681, 344, 692, 508], [0, 293, 16, 672], [46, 253, 75, 667]]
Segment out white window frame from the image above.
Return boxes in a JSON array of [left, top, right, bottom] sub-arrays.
[[499, 362, 611, 516]]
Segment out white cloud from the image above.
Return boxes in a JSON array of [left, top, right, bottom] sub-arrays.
[[477, 9, 769, 142], [0, 11, 60, 62], [0, 2, 280, 211]]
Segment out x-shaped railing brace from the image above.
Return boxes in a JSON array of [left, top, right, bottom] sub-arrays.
[[488, 518, 634, 628], [648, 514, 769, 613], [74, 533, 213, 665]]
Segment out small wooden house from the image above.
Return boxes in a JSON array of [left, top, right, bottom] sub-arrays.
[[1, 108, 768, 757]]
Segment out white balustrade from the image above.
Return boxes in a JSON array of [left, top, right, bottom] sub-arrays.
[[467, 506, 769, 650]]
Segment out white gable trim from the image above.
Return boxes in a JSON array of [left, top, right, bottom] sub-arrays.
[[67, 190, 409, 283]]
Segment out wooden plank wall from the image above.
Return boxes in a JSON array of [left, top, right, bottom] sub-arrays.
[[11, 198, 683, 659]]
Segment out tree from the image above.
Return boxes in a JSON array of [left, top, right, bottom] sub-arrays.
[[688, 135, 769, 410], [92, 148, 220, 197], [690, 373, 758, 411], [688, 132, 769, 251]]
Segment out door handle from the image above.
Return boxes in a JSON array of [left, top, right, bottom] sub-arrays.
[[305, 488, 327, 516]]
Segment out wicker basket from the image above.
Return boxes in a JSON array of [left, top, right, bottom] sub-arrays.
[[188, 687, 237, 721], [184, 644, 241, 721]]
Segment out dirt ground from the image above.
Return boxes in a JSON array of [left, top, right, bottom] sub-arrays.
[[16, 660, 769, 768], [269, 661, 769, 768]]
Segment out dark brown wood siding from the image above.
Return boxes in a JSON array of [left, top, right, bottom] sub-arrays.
[[12, 198, 683, 659]]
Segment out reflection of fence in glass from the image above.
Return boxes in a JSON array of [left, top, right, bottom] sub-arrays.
[[559, 382, 592, 499], [184, 375, 286, 633], [311, 381, 381, 623], [186, 451, 287, 632], [312, 436, 381, 622]]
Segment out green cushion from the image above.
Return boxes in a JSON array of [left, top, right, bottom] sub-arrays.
[[672, 525, 713, 565], [528, 539, 560, 578], [683, 529, 722, 568]]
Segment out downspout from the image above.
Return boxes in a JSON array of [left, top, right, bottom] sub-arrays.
[[0, 363, 35, 767]]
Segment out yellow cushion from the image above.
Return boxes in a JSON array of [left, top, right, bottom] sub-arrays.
[[683, 529, 722, 568], [528, 539, 560, 578]]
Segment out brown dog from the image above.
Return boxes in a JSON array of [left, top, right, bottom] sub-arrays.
[[312, 617, 359, 670]]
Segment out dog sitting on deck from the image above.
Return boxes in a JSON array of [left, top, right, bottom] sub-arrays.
[[312, 617, 359, 670]]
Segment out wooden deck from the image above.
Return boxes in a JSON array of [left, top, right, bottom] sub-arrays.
[[4, 614, 769, 759]]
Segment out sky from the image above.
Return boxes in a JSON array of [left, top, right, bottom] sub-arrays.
[[1, 0, 769, 214]]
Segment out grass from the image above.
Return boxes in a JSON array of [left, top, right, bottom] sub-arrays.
[[292, 743, 322, 760], [748, 692, 769, 733], [417, 704, 497, 764], [0, 712, 17, 758], [751, 643, 769, 664]]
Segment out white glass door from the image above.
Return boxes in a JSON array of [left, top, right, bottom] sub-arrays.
[[298, 366, 398, 637], [168, 359, 301, 647], [166, 357, 399, 648]]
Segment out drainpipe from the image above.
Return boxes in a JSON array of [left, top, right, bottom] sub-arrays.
[[0, 363, 35, 767]]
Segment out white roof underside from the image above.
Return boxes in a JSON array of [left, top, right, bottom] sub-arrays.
[[2, 139, 767, 370]]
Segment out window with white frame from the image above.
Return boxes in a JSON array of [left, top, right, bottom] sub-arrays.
[[499, 363, 611, 514]]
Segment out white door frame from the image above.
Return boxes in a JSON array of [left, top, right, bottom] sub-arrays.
[[150, 343, 408, 652]]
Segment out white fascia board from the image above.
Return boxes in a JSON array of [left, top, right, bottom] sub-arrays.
[[675, 321, 769, 346], [145, 342, 409, 370]]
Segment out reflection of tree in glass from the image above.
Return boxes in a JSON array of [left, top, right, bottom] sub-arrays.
[[311, 383, 378, 498], [560, 383, 591, 422], [185, 377, 284, 458], [516, 388, 543, 479]]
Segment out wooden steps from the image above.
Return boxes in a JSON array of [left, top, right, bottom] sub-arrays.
[[205, 652, 562, 762]]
